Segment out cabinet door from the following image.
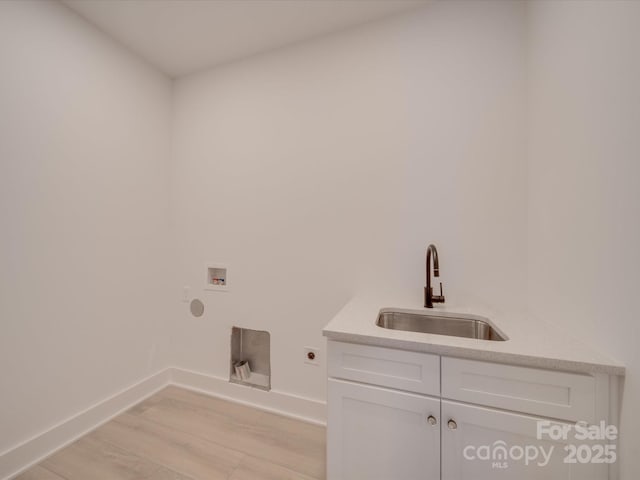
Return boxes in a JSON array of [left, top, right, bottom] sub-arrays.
[[327, 378, 440, 480], [442, 400, 608, 480]]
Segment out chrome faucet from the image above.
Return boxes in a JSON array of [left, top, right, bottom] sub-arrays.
[[425, 244, 445, 308]]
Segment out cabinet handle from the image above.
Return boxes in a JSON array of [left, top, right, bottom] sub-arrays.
[[427, 415, 437, 426], [447, 419, 457, 430]]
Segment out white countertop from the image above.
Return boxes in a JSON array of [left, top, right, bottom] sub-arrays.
[[322, 292, 625, 376]]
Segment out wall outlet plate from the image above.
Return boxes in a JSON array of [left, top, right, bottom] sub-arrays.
[[304, 347, 319, 365], [182, 286, 190, 303]]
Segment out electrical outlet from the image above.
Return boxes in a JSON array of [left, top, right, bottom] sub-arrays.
[[304, 347, 319, 365]]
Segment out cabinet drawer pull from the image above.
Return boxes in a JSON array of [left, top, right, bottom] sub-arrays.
[[427, 415, 437, 426], [447, 419, 457, 430]]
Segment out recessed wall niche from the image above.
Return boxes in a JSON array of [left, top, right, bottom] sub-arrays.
[[230, 327, 270, 391], [205, 264, 228, 291]]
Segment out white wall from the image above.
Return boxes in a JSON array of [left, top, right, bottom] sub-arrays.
[[527, 1, 640, 476], [0, 0, 172, 455], [170, 0, 527, 402], [8, 0, 637, 475]]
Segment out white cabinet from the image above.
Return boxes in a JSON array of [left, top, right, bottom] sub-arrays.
[[326, 341, 615, 480], [441, 400, 607, 480], [328, 378, 440, 480]]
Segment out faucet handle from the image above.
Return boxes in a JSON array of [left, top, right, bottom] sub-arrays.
[[434, 282, 445, 303]]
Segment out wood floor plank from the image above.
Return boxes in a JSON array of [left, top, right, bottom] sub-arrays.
[[92, 412, 243, 479], [154, 386, 265, 424], [161, 386, 325, 450], [41, 435, 193, 480], [126, 389, 165, 416], [20, 386, 326, 480], [137, 395, 326, 478], [158, 386, 325, 458], [229, 455, 317, 480], [14, 465, 67, 480]]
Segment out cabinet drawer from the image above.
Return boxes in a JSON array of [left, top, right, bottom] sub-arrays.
[[442, 357, 597, 423], [328, 341, 440, 395]]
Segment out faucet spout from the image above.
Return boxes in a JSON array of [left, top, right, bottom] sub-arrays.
[[425, 244, 445, 308]]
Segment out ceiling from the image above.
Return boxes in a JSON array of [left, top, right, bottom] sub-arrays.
[[62, 0, 429, 78]]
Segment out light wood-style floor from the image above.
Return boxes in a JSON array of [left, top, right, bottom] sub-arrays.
[[16, 386, 326, 480]]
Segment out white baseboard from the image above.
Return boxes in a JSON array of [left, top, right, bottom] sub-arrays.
[[0, 369, 171, 480], [169, 367, 327, 426], [1, 367, 326, 480]]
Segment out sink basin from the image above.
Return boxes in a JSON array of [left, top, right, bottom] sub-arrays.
[[376, 310, 506, 341]]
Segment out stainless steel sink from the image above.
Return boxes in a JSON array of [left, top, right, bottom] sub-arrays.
[[376, 310, 506, 341]]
